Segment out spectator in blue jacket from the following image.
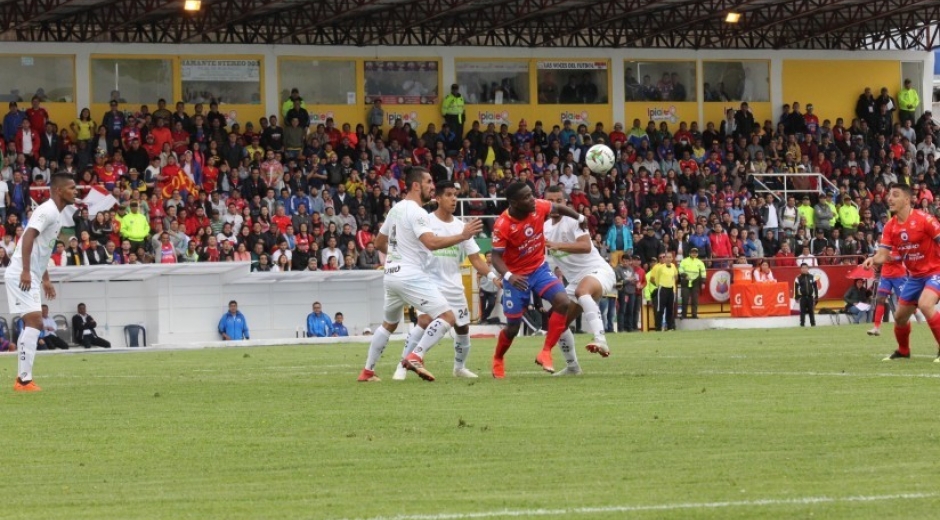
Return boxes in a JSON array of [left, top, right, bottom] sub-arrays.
[[333, 312, 349, 337], [3, 102, 26, 144], [605, 215, 634, 266], [688, 223, 712, 259], [306, 301, 334, 337], [219, 300, 249, 340]]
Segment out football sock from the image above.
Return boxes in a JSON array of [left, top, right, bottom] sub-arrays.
[[17, 327, 40, 383], [873, 303, 885, 327], [542, 311, 568, 352], [411, 318, 451, 360], [894, 322, 911, 356], [927, 313, 940, 347], [453, 334, 471, 370], [578, 294, 606, 341], [364, 326, 392, 371], [558, 329, 579, 367], [401, 325, 425, 360], [494, 330, 512, 359]]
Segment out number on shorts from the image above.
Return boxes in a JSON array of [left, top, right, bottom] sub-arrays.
[[458, 308, 468, 319]]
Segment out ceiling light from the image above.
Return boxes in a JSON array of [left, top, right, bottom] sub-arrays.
[[725, 12, 741, 24], [184, 0, 201, 11]]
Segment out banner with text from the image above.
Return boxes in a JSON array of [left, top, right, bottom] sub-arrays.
[[181, 60, 260, 83]]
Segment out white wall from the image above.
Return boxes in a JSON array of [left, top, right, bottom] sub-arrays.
[[0, 265, 387, 347], [0, 42, 931, 124]]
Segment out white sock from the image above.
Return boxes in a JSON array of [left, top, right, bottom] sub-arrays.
[[558, 329, 579, 367], [17, 326, 40, 382], [401, 325, 425, 360], [364, 326, 392, 371], [412, 318, 452, 360], [454, 334, 471, 370], [578, 294, 607, 341]]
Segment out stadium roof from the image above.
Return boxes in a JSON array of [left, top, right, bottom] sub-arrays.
[[0, 0, 938, 49]]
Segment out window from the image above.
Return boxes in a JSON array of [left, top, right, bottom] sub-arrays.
[[536, 61, 609, 104], [0, 55, 74, 103], [702, 61, 770, 102], [279, 59, 356, 105], [91, 58, 173, 104], [364, 60, 439, 105], [181, 59, 262, 105], [624, 61, 697, 102], [455, 61, 530, 104]]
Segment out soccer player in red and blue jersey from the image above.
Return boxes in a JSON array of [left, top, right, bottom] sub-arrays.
[[863, 183, 940, 361], [490, 182, 586, 378]]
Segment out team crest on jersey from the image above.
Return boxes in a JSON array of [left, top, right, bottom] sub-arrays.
[[900, 231, 909, 242], [524, 226, 534, 237]]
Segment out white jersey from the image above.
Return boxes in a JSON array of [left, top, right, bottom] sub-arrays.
[[6, 199, 63, 280], [427, 212, 480, 295], [544, 216, 613, 282], [379, 199, 435, 278]]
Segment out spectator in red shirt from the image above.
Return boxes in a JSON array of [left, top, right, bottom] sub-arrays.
[[271, 205, 292, 235], [774, 242, 797, 267], [150, 117, 172, 153], [355, 222, 373, 251], [25, 96, 48, 133], [709, 222, 733, 266], [15, 119, 40, 161]]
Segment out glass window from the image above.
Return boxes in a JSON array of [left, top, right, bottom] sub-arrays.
[[624, 61, 696, 102], [279, 59, 356, 105], [455, 61, 530, 104], [0, 55, 74, 103], [536, 61, 609, 104], [364, 60, 439, 105], [181, 59, 262, 105], [91, 58, 173, 104], [703, 61, 770, 102]]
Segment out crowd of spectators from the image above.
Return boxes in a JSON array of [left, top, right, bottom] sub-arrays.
[[0, 83, 933, 277]]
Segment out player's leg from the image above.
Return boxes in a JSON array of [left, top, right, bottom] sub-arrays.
[[884, 278, 921, 360], [447, 292, 476, 378], [574, 275, 610, 357], [917, 277, 940, 361], [402, 281, 456, 381], [360, 283, 404, 381], [552, 327, 582, 376], [530, 265, 569, 373], [6, 282, 43, 391], [393, 312, 432, 381], [492, 282, 528, 378], [869, 277, 894, 335]]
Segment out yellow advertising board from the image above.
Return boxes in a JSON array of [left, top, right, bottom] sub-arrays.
[[624, 102, 697, 132]]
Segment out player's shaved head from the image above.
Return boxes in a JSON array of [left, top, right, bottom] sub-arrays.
[[505, 182, 529, 201], [51, 172, 74, 187]]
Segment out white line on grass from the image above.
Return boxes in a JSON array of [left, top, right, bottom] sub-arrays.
[[341, 492, 939, 520]]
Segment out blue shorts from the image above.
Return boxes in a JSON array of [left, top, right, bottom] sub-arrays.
[[501, 262, 565, 322], [897, 275, 940, 306], [877, 276, 906, 297]]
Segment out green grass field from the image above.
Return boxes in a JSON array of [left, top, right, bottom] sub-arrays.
[[3, 325, 940, 519]]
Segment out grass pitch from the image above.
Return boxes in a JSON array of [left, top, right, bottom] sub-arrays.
[[2, 325, 940, 519]]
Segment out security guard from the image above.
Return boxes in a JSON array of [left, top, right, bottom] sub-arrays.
[[678, 247, 707, 319], [442, 83, 465, 140], [650, 252, 679, 331], [898, 78, 920, 125]]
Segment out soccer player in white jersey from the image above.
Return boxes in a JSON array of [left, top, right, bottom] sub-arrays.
[[359, 167, 482, 382], [6, 172, 77, 391], [393, 181, 502, 380], [542, 185, 616, 368]]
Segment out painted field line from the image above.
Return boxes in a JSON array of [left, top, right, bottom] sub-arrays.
[[341, 492, 939, 520]]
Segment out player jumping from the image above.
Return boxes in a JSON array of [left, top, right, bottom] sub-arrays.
[[543, 185, 615, 366], [358, 167, 482, 382], [6, 172, 77, 391], [393, 181, 502, 380], [490, 182, 589, 378], [862, 183, 940, 361]]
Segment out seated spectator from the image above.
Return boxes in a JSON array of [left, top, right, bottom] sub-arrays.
[[752, 260, 775, 282], [844, 279, 873, 324], [796, 245, 818, 267], [357, 242, 381, 269], [333, 312, 349, 337], [218, 300, 249, 341], [71, 303, 111, 349], [306, 301, 334, 338], [38, 305, 68, 351]]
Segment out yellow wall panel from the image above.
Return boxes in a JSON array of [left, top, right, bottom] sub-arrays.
[[624, 102, 698, 132], [783, 60, 900, 124]]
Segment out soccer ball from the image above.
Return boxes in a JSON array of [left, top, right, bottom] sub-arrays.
[[585, 144, 615, 174]]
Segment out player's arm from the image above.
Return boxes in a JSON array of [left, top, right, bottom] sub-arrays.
[[18, 227, 39, 291], [862, 246, 892, 268], [418, 220, 482, 251], [469, 253, 502, 288], [546, 233, 591, 254], [374, 232, 388, 254], [490, 248, 527, 290], [550, 203, 587, 229]]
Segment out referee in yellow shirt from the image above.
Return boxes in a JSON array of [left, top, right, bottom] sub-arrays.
[[650, 251, 679, 331]]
